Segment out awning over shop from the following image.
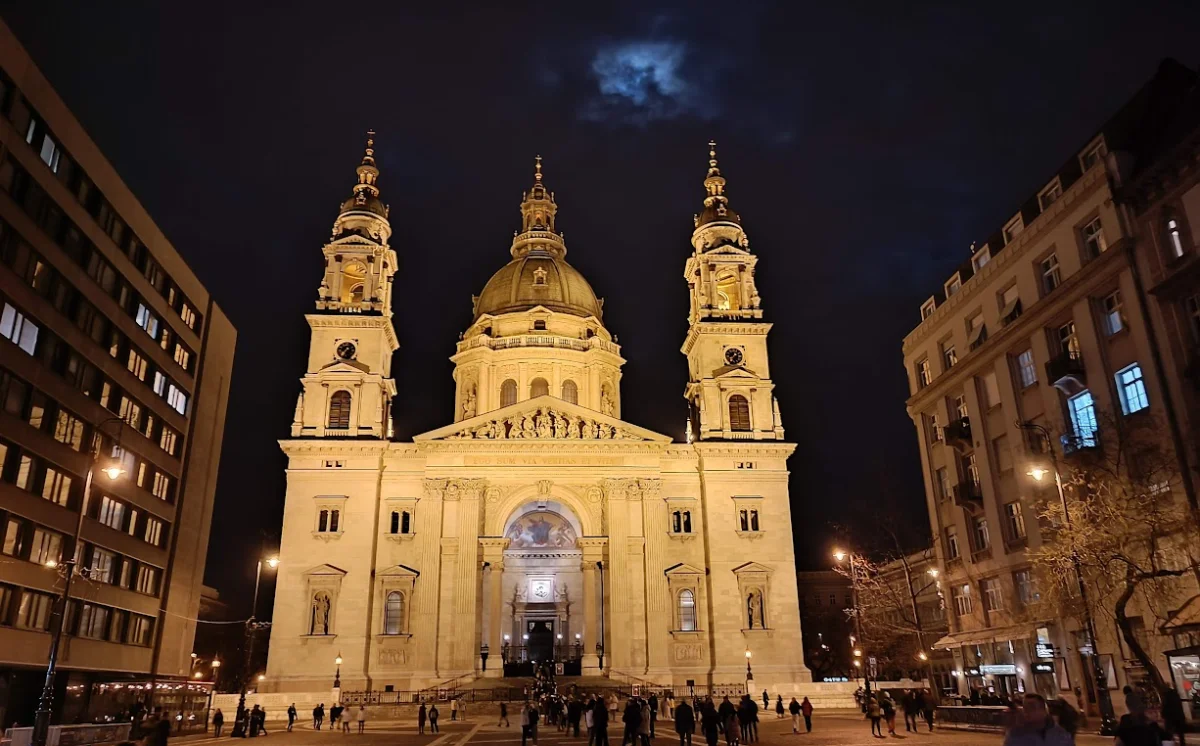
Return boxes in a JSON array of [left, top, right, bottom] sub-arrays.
[[1161, 595, 1200, 633], [933, 623, 1048, 650]]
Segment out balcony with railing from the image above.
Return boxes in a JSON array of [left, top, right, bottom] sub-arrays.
[[1046, 351, 1086, 394], [943, 416, 972, 450], [1060, 428, 1101, 456], [953, 481, 983, 510], [456, 333, 621, 356]]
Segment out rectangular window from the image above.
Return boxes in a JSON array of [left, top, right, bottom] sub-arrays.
[[118, 396, 141, 429], [1080, 138, 1106, 171], [1041, 254, 1061, 295], [1004, 501, 1027, 541], [945, 527, 960, 560], [134, 303, 159, 340], [1058, 321, 1080, 355], [136, 564, 160, 595], [929, 413, 942, 443], [1004, 216, 1024, 244], [29, 528, 61, 566], [144, 517, 164, 547], [1116, 364, 1149, 415], [964, 452, 980, 485], [972, 516, 990, 552], [916, 358, 932, 388], [1014, 569, 1036, 606], [98, 496, 125, 531], [152, 371, 165, 395], [953, 584, 972, 616], [1082, 217, 1107, 258], [1068, 389, 1098, 447], [53, 410, 85, 451], [972, 246, 991, 272], [151, 472, 171, 501], [128, 614, 153, 645], [41, 467, 72, 507], [78, 603, 110, 639], [935, 467, 950, 501], [1017, 349, 1037, 388], [982, 578, 1004, 612], [1039, 180, 1063, 209], [126, 508, 139, 537], [945, 275, 961, 298], [953, 394, 968, 420], [180, 303, 197, 329], [0, 303, 39, 355], [999, 284, 1021, 324], [941, 342, 957, 370], [126, 350, 148, 381], [920, 299, 936, 320], [89, 547, 115, 583], [16, 454, 35, 490], [159, 426, 179, 455], [173, 343, 190, 370], [982, 372, 1001, 409], [166, 384, 187, 415], [1101, 291, 1125, 336], [16, 591, 53, 631]]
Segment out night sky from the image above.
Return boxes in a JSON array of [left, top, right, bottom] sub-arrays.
[[4, 2, 1199, 617]]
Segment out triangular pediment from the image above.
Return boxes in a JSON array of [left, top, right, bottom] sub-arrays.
[[327, 234, 384, 249], [732, 561, 772, 575], [664, 562, 706, 577], [704, 244, 752, 257], [414, 395, 672, 443], [378, 563, 420, 578], [318, 359, 370, 374], [713, 364, 759, 378], [305, 563, 348, 577]]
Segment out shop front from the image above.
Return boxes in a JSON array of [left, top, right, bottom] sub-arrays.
[[1162, 595, 1200, 723]]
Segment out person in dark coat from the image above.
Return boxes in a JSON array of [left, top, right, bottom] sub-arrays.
[[286, 704, 297, 732], [920, 690, 935, 732], [902, 690, 919, 732], [593, 698, 610, 746], [800, 697, 813, 734], [418, 703, 427, 734], [673, 699, 695, 746], [716, 698, 736, 744], [212, 709, 225, 738], [622, 698, 642, 746], [313, 704, 324, 731], [787, 698, 800, 734], [568, 698, 583, 737], [429, 704, 440, 734], [700, 699, 720, 746]]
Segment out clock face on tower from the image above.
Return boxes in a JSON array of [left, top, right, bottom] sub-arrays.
[[337, 342, 357, 360], [724, 347, 744, 366]]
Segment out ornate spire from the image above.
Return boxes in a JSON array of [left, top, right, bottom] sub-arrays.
[[332, 130, 390, 241], [695, 140, 740, 228], [512, 154, 565, 258], [352, 129, 380, 200]]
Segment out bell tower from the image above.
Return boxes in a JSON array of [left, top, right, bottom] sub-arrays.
[[681, 142, 784, 441], [291, 132, 399, 438]]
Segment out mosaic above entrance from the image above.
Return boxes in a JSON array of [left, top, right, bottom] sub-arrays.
[[506, 511, 578, 549]]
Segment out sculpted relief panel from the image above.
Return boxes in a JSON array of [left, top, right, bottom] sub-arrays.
[[448, 405, 643, 441]]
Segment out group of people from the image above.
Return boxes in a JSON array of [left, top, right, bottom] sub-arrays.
[[308, 703, 368, 733], [857, 688, 936, 737], [1002, 688, 1187, 746]]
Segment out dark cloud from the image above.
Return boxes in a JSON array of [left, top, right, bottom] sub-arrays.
[[582, 40, 704, 124]]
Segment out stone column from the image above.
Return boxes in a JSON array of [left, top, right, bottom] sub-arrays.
[[480, 538, 510, 678], [578, 537, 608, 674]]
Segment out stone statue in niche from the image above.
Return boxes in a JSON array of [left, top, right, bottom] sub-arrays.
[[513, 583, 527, 602], [556, 583, 569, 602], [461, 386, 477, 419], [747, 590, 764, 629], [600, 388, 615, 417], [536, 411, 552, 438]]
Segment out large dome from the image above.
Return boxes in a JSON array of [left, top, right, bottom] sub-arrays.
[[474, 248, 603, 320]]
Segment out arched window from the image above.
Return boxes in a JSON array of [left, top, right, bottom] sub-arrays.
[[716, 273, 741, 311], [349, 284, 364, 303], [679, 589, 697, 632], [1167, 215, 1185, 258], [328, 391, 352, 429], [561, 380, 578, 404], [530, 378, 549, 398], [500, 379, 517, 407], [383, 591, 404, 635], [390, 511, 400, 534], [728, 395, 751, 431], [310, 591, 332, 635]]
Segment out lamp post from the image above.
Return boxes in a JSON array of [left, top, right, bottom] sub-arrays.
[[33, 418, 127, 746], [834, 548, 871, 706], [1021, 421, 1117, 736], [744, 649, 754, 694], [334, 653, 343, 689], [235, 556, 279, 728]]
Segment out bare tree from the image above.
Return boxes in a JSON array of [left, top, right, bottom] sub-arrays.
[[1027, 412, 1200, 703]]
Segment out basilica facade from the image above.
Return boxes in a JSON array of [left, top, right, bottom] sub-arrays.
[[263, 138, 811, 693]]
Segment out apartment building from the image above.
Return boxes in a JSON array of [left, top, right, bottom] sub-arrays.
[[872, 552, 954, 694], [902, 60, 1199, 715], [0, 19, 235, 727], [796, 571, 853, 681]]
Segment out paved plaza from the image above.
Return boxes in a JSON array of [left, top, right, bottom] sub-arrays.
[[175, 712, 1117, 746]]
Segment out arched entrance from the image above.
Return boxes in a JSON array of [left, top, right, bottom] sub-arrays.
[[498, 501, 585, 676]]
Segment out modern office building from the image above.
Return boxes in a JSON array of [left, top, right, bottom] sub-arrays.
[[0, 19, 235, 727], [902, 60, 1199, 715]]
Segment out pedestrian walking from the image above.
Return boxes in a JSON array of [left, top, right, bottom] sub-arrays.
[[418, 703, 427, 735], [761, 691, 768, 712], [920, 690, 935, 732], [623, 698, 642, 746], [500, 702, 510, 727], [356, 706, 366, 734], [787, 698, 800, 734], [594, 698, 610, 746], [1113, 711, 1168, 746], [313, 704, 325, 731], [717, 697, 735, 745], [723, 709, 739, 746], [329, 704, 342, 731], [700, 699, 719, 746], [586, 698, 596, 746], [674, 698, 695, 746], [800, 698, 812, 734], [341, 706, 351, 733], [569, 697, 583, 737], [638, 701, 652, 746], [880, 694, 896, 736], [213, 709, 225, 738], [867, 697, 882, 738], [649, 694, 658, 739], [429, 704, 440, 734], [286, 704, 296, 732], [451, 698, 459, 721]]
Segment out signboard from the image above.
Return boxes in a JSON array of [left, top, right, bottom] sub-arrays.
[[1035, 643, 1055, 659], [868, 656, 878, 679], [1033, 662, 1055, 674], [979, 664, 1018, 675]]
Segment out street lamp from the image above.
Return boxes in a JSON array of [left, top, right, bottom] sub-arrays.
[[1020, 420, 1118, 736], [235, 556, 280, 726], [834, 548, 871, 704], [745, 649, 753, 690], [334, 654, 343, 689], [34, 418, 127, 746]]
